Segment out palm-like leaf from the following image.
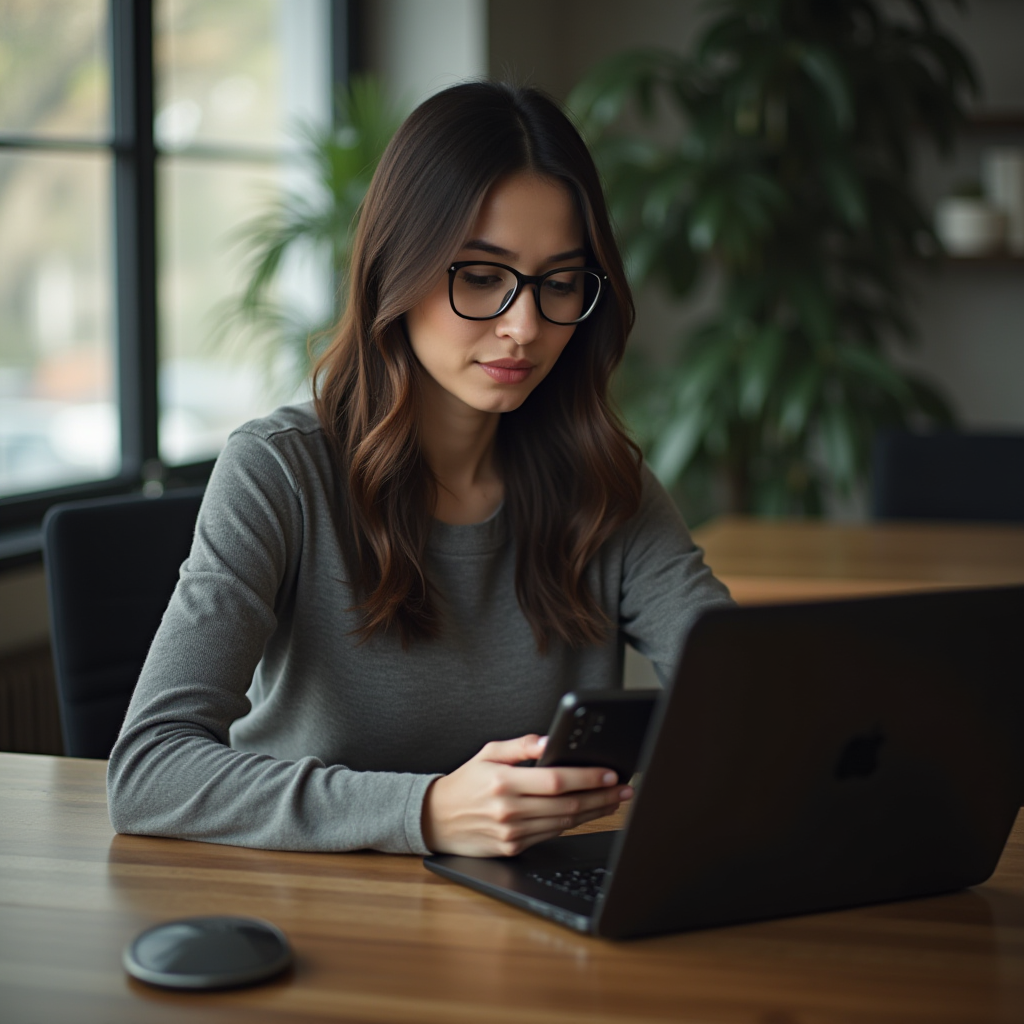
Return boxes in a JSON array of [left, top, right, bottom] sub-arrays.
[[216, 76, 405, 394]]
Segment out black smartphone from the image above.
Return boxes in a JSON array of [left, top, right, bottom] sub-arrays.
[[532, 688, 661, 782]]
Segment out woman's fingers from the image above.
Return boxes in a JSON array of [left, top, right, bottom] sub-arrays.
[[477, 737, 623, 796], [478, 734, 547, 765], [492, 785, 634, 825], [509, 765, 622, 796], [485, 802, 628, 857]]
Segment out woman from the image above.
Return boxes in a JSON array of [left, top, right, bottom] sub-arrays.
[[107, 82, 732, 857]]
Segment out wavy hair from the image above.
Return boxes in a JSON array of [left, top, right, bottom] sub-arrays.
[[313, 81, 641, 650]]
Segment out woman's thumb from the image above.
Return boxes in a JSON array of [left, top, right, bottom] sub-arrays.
[[482, 733, 547, 764]]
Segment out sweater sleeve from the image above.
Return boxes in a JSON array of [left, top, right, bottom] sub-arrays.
[[617, 467, 735, 682], [106, 427, 438, 854]]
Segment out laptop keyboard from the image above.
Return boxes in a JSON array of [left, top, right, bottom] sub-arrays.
[[526, 865, 610, 902]]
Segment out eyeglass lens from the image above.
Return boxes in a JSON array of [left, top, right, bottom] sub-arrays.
[[451, 264, 602, 324]]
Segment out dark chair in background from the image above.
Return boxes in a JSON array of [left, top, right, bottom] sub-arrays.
[[871, 430, 1024, 523], [42, 488, 204, 759]]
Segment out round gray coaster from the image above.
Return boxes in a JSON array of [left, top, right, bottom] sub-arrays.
[[123, 915, 293, 990]]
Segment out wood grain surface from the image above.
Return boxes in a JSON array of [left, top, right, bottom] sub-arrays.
[[2, 752, 1024, 1024], [693, 516, 1024, 604]]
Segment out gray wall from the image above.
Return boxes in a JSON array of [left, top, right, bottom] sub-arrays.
[[364, 0, 487, 108], [0, 566, 49, 655], [902, 1, 1024, 429]]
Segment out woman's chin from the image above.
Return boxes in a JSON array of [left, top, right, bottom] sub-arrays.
[[444, 383, 537, 417]]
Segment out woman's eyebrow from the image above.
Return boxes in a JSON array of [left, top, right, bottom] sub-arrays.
[[547, 247, 587, 263], [462, 238, 514, 258], [461, 239, 588, 263]]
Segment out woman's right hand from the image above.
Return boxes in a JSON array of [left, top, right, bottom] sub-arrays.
[[421, 734, 633, 857]]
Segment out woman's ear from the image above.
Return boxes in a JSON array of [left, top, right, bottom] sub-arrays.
[[397, 314, 413, 346]]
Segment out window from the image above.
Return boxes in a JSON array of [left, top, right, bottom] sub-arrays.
[[0, 0, 350, 558]]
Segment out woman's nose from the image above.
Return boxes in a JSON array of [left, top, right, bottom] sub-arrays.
[[495, 286, 541, 345]]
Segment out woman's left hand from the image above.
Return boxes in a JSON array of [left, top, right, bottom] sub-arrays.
[[421, 734, 633, 857]]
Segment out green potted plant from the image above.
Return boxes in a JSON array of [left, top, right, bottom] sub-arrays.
[[568, 0, 978, 518], [218, 76, 404, 391]]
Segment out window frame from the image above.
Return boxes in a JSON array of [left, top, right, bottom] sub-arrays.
[[0, 0, 356, 568]]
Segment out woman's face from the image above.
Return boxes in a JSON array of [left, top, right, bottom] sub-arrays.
[[405, 171, 585, 418]]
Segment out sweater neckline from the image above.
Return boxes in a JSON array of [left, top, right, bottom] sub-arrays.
[[427, 502, 507, 556]]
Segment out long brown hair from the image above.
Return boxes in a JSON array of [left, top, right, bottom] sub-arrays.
[[313, 81, 641, 650]]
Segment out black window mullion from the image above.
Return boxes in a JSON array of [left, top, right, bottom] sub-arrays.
[[331, 0, 359, 98], [111, 0, 159, 482]]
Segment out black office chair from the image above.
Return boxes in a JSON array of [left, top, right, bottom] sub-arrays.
[[42, 488, 204, 759], [871, 430, 1024, 523]]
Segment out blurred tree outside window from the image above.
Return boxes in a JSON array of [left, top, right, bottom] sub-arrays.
[[0, 0, 335, 506], [0, 0, 114, 498]]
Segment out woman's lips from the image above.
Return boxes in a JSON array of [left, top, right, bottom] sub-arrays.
[[478, 359, 534, 384]]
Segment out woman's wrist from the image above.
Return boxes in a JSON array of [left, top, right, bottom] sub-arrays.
[[420, 776, 442, 852]]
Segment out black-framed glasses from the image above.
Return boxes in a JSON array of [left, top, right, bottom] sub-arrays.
[[448, 261, 607, 325]]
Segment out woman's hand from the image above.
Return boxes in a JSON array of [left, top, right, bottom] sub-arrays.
[[421, 734, 634, 857]]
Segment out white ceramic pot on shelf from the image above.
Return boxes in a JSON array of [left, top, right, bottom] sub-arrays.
[[983, 148, 1024, 255], [934, 196, 1006, 257]]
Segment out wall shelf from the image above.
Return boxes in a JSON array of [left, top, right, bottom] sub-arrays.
[[963, 112, 1024, 134], [942, 253, 1024, 267]]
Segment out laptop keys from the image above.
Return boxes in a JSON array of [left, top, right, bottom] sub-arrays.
[[526, 866, 610, 902]]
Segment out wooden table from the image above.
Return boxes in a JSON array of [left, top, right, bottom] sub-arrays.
[[6, 519, 1024, 1021], [2, 752, 1024, 1023], [693, 515, 1024, 604]]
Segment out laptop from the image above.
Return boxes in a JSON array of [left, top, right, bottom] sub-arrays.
[[424, 585, 1024, 939]]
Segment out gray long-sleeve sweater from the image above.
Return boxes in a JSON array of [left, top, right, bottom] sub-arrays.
[[106, 403, 733, 854]]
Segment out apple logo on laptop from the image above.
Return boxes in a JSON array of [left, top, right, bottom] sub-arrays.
[[834, 730, 885, 780]]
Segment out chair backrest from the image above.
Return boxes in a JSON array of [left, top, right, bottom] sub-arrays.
[[42, 488, 204, 758], [871, 430, 1024, 523]]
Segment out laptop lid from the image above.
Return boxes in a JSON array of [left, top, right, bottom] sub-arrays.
[[596, 584, 1024, 938], [426, 586, 1024, 940]]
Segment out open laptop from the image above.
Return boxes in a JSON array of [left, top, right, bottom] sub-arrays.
[[424, 585, 1024, 939]]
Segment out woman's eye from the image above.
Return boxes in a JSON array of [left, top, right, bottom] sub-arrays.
[[544, 277, 578, 296], [461, 272, 502, 288]]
